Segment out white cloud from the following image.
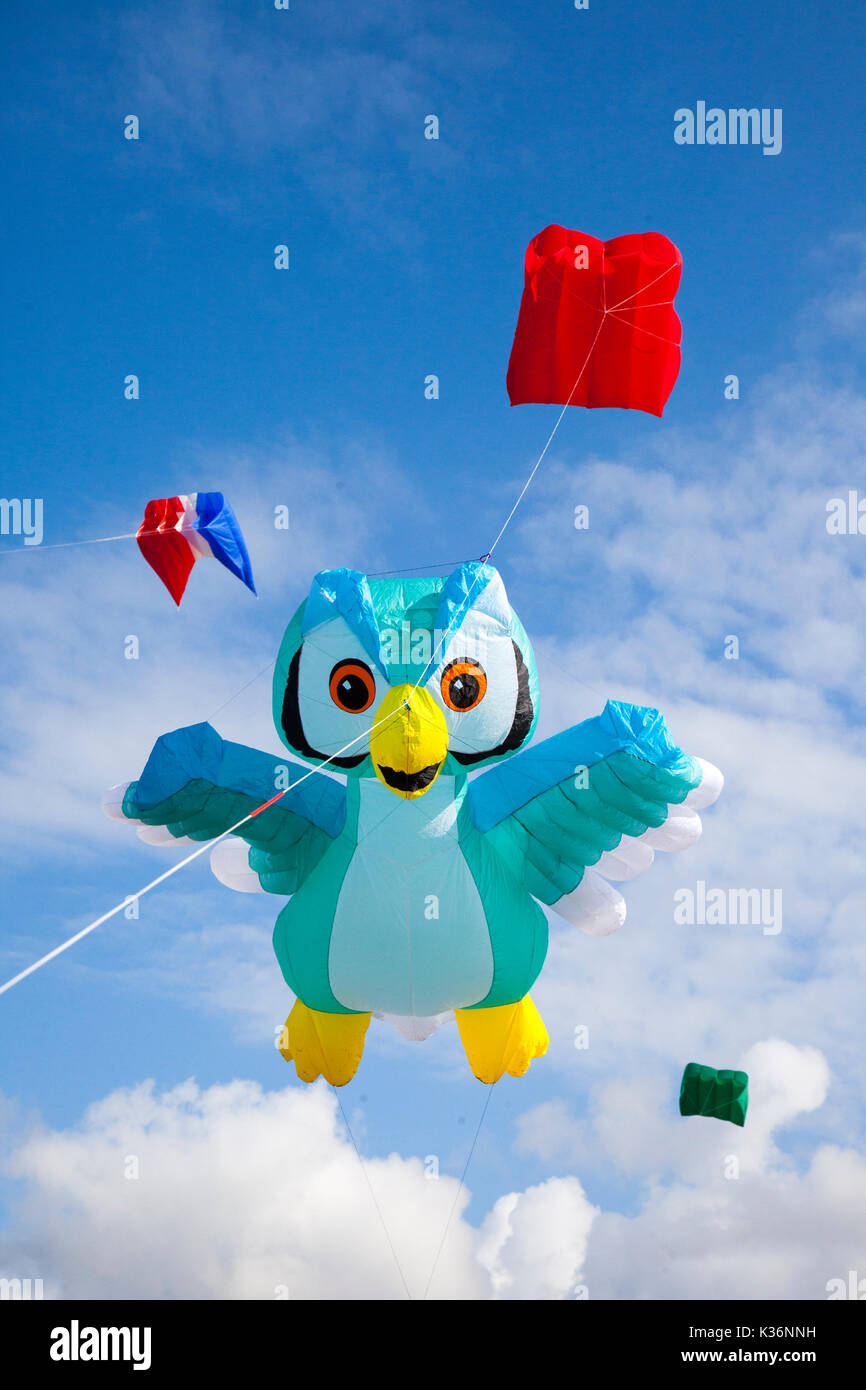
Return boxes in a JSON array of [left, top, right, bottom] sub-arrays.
[[517, 1040, 831, 1178], [739, 1039, 830, 1165], [1, 1042, 861, 1301], [585, 1132, 866, 1301], [0, 1076, 591, 1301], [517, 1042, 866, 1300], [478, 1178, 597, 1300]]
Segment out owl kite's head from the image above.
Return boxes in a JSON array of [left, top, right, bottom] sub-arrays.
[[273, 562, 539, 798]]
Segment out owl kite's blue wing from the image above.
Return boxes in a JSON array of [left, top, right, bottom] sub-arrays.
[[104, 721, 346, 895], [467, 700, 722, 935]]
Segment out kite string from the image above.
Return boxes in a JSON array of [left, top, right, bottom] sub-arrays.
[[397, 298, 613, 707], [422, 1084, 495, 1299], [483, 255, 681, 568], [420, 975, 535, 1298], [484, 313, 608, 563], [0, 524, 253, 558], [420, 984, 541, 1299], [0, 532, 138, 557], [0, 702, 416, 998], [605, 262, 678, 314], [0, 527, 475, 583], [334, 1091, 414, 1300], [604, 310, 682, 349], [365, 558, 475, 577], [609, 300, 676, 311]]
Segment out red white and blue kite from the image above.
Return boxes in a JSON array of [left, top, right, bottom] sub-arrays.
[[137, 493, 256, 606]]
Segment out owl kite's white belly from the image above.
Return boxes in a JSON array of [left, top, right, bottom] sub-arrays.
[[328, 778, 494, 1016]]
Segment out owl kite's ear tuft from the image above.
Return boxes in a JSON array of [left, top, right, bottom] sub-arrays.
[[302, 568, 388, 676], [437, 561, 512, 637]]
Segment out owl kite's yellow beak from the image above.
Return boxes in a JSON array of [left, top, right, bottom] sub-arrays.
[[370, 684, 449, 798]]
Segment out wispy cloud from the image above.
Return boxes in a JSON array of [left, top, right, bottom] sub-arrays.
[[79, 0, 510, 233]]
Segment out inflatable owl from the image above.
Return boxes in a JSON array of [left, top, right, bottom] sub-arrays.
[[105, 562, 722, 1086]]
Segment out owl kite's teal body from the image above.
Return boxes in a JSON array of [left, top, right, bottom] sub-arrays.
[[273, 772, 548, 1018], [109, 561, 722, 1084]]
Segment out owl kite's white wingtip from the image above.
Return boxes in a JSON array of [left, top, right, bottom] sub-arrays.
[[640, 805, 703, 851], [137, 824, 195, 848], [685, 758, 724, 810], [102, 782, 137, 822], [210, 837, 266, 893], [553, 870, 627, 936]]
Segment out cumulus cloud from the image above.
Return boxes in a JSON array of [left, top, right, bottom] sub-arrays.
[[0, 1042, 860, 1301], [478, 1178, 597, 1300], [584, 1140, 866, 1300], [517, 1040, 831, 1178], [0, 1077, 592, 1301], [584, 1128, 866, 1302], [518, 1041, 866, 1300]]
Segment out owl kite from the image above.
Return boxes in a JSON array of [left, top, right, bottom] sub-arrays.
[[105, 562, 722, 1086]]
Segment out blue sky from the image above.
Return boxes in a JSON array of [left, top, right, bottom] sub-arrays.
[[1, 0, 866, 1299]]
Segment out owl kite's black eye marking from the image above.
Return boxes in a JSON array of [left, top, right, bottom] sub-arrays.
[[281, 648, 367, 768], [450, 640, 534, 765], [441, 659, 487, 712], [329, 659, 376, 713]]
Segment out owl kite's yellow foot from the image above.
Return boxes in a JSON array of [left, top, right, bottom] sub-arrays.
[[278, 999, 371, 1086], [455, 996, 549, 1084]]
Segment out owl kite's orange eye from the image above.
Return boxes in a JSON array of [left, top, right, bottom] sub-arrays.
[[441, 659, 487, 712], [329, 660, 376, 713]]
